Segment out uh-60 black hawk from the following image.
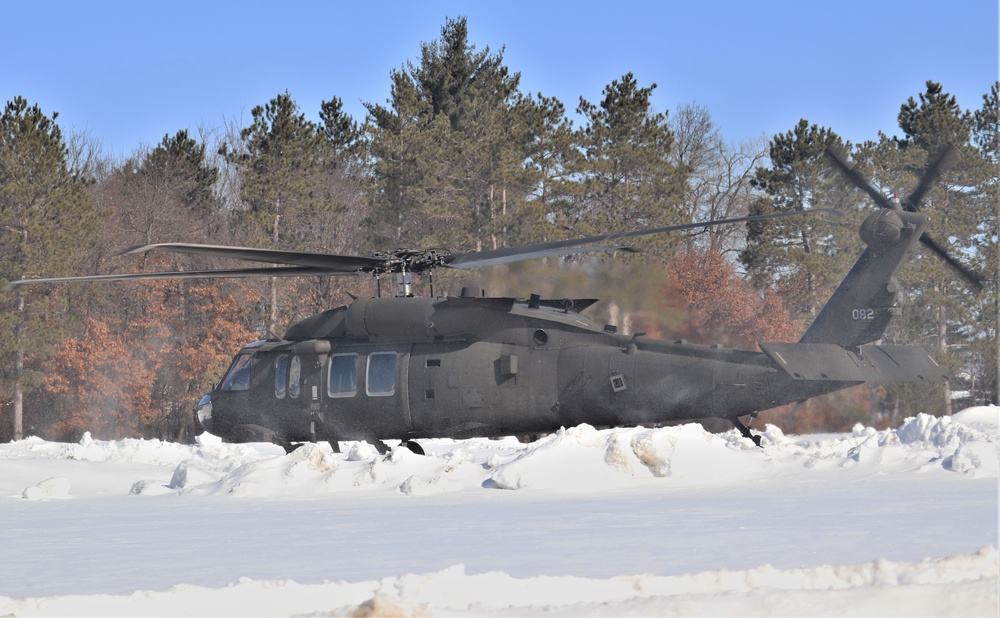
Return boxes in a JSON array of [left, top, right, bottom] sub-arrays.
[[9, 148, 982, 452]]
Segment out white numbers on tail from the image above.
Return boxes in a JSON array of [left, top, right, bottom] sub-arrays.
[[852, 308, 875, 321]]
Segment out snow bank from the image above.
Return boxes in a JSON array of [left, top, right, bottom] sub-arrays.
[[0, 408, 996, 616], [488, 423, 757, 491], [4, 406, 996, 500], [180, 407, 994, 495], [953, 405, 1000, 430], [21, 476, 71, 501], [0, 547, 994, 617]]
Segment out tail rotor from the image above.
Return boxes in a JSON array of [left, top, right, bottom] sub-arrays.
[[825, 145, 984, 292]]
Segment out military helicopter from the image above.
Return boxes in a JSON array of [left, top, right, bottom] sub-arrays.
[[9, 148, 980, 451]]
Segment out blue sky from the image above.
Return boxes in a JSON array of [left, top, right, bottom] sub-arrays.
[[3, 0, 996, 156]]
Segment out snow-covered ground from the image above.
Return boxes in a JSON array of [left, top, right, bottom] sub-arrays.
[[0, 407, 997, 617]]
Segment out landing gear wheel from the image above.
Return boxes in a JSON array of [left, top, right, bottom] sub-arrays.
[[402, 440, 425, 456]]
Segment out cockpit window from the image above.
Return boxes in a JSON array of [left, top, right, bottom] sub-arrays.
[[288, 355, 302, 399], [274, 355, 289, 399], [366, 352, 397, 396], [220, 354, 252, 392]]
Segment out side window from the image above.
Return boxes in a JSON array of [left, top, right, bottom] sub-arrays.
[[274, 355, 289, 399], [327, 353, 358, 397], [288, 355, 302, 399], [366, 352, 397, 396], [220, 354, 252, 392]]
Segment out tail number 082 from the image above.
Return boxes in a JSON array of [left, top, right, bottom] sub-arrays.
[[852, 308, 875, 321]]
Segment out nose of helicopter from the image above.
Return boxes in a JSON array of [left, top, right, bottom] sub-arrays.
[[196, 394, 213, 432]]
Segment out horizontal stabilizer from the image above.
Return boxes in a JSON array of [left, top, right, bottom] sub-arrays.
[[760, 343, 948, 383]]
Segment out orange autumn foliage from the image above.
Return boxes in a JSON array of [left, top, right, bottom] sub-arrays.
[[45, 278, 258, 441], [45, 317, 156, 439], [666, 249, 801, 350], [667, 249, 875, 434]]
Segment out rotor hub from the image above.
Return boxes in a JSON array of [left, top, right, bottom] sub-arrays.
[[859, 209, 905, 248], [365, 248, 453, 275]]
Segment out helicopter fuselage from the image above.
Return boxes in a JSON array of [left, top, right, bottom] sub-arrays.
[[196, 294, 858, 448]]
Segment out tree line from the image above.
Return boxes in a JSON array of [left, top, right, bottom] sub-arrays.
[[1, 17, 996, 442]]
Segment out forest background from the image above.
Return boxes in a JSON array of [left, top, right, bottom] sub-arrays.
[[1, 17, 996, 442]]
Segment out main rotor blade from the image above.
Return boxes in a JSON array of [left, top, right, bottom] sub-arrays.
[[825, 148, 895, 210], [5, 265, 352, 290], [122, 243, 386, 273], [11, 210, 841, 287], [444, 245, 639, 270], [444, 208, 842, 269], [904, 144, 958, 212], [918, 232, 985, 291]]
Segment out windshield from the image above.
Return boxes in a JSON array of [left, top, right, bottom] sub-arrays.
[[220, 354, 252, 391]]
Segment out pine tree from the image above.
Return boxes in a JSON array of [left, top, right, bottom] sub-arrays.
[[865, 82, 995, 416], [365, 16, 552, 263], [970, 82, 999, 404], [509, 93, 578, 245], [740, 120, 863, 319], [319, 96, 361, 157], [365, 69, 436, 248], [0, 97, 97, 440], [569, 73, 688, 259], [221, 92, 349, 332]]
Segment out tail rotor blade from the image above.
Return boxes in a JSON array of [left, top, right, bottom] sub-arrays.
[[827, 144, 984, 293], [903, 144, 958, 212], [919, 232, 985, 292]]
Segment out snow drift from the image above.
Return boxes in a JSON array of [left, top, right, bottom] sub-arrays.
[[0, 406, 996, 616]]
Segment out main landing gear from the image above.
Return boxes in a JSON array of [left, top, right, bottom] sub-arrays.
[[372, 440, 425, 456], [732, 412, 763, 447]]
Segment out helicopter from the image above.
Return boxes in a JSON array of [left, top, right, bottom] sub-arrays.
[[8, 147, 981, 452]]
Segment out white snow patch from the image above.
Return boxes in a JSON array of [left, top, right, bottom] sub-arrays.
[[0, 407, 996, 616], [953, 404, 1000, 430], [21, 476, 71, 501], [0, 547, 994, 617]]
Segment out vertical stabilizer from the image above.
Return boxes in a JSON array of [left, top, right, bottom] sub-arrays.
[[799, 209, 927, 348]]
